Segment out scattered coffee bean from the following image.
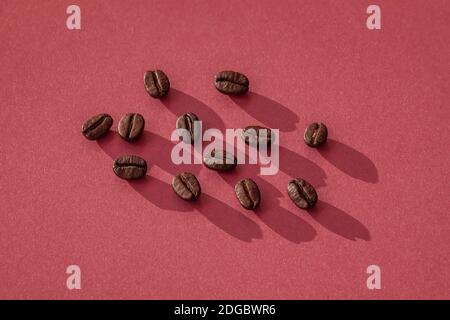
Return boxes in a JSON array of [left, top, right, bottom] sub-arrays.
[[241, 125, 272, 149], [203, 149, 237, 171], [144, 70, 170, 98], [304, 122, 328, 147], [84, 72, 340, 214], [81, 113, 113, 140], [214, 71, 249, 95], [172, 172, 201, 201], [287, 178, 318, 209], [235, 179, 260, 210], [118, 113, 145, 142], [113, 155, 147, 180], [176, 113, 200, 144]]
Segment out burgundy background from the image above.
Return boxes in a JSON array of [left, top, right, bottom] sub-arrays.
[[0, 0, 449, 299]]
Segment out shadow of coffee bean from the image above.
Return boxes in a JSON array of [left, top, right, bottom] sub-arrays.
[[309, 201, 371, 241], [319, 139, 378, 183], [231, 92, 299, 132], [97, 132, 263, 242]]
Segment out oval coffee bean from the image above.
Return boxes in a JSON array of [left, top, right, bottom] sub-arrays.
[[113, 155, 147, 180], [118, 113, 145, 142], [203, 149, 237, 171], [287, 178, 318, 209], [214, 70, 249, 95], [144, 70, 170, 98], [304, 122, 328, 147], [235, 179, 260, 210], [172, 172, 201, 201], [81, 113, 113, 140], [241, 125, 272, 148], [176, 113, 200, 144]]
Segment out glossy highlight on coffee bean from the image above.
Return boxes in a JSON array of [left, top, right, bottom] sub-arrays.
[[214, 71, 249, 95], [113, 155, 147, 180], [304, 122, 328, 147], [118, 113, 145, 142], [203, 149, 237, 171], [287, 178, 318, 209], [176, 113, 200, 144], [144, 70, 170, 98], [235, 179, 260, 210], [82, 113, 113, 140], [172, 172, 201, 201]]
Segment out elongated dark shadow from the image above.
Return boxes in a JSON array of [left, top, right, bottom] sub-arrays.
[[97, 130, 201, 176], [211, 136, 327, 188], [216, 164, 317, 244], [196, 193, 263, 242], [230, 92, 299, 132], [309, 201, 371, 241], [97, 131, 262, 242], [128, 176, 194, 213], [279, 146, 327, 188], [256, 178, 317, 244], [159, 89, 325, 187], [161, 88, 226, 132], [319, 139, 378, 183]]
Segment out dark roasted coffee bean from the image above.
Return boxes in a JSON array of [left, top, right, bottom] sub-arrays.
[[214, 71, 249, 95], [241, 125, 272, 149], [118, 113, 145, 142], [176, 113, 200, 144], [113, 155, 147, 180], [304, 122, 328, 147], [203, 149, 237, 171], [144, 70, 170, 98], [235, 179, 260, 210], [287, 178, 318, 209], [172, 172, 201, 201], [81, 113, 113, 140]]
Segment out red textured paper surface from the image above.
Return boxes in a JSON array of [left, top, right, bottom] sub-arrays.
[[0, 0, 449, 299]]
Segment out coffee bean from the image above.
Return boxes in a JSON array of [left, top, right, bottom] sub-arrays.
[[241, 125, 272, 149], [235, 179, 260, 210], [304, 122, 328, 147], [214, 71, 249, 95], [118, 113, 145, 142], [144, 70, 170, 98], [81, 113, 113, 140], [172, 172, 201, 201], [113, 155, 147, 180], [287, 178, 318, 209], [176, 113, 200, 144], [203, 149, 237, 171]]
